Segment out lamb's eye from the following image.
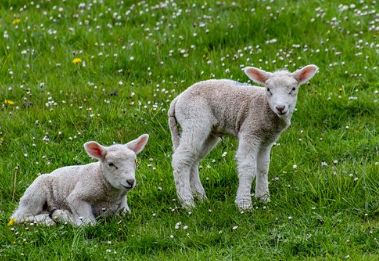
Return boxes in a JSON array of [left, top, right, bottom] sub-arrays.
[[267, 88, 272, 94], [108, 162, 117, 169], [292, 87, 296, 91]]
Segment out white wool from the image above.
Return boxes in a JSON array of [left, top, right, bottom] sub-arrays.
[[168, 65, 318, 210]]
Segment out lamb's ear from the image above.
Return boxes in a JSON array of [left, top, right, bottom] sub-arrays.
[[243, 67, 272, 85], [293, 65, 318, 85], [84, 141, 106, 160], [126, 134, 149, 154]]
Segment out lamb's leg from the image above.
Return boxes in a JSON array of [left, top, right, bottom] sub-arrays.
[[15, 214, 56, 226], [11, 177, 50, 224], [119, 196, 130, 215], [190, 135, 221, 200], [189, 163, 204, 200], [67, 194, 96, 226], [235, 137, 259, 210], [172, 122, 212, 208], [256, 145, 272, 202], [50, 209, 76, 224], [103, 197, 130, 217]]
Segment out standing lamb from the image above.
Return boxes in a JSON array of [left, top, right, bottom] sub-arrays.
[[11, 134, 149, 226], [168, 65, 318, 210]]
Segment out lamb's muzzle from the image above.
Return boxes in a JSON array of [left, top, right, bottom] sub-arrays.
[[125, 179, 136, 188], [168, 65, 318, 210], [275, 105, 286, 114], [126, 179, 135, 186]]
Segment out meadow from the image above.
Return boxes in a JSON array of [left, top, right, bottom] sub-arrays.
[[1, 0, 379, 260]]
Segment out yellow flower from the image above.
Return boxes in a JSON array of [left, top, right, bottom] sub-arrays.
[[7, 218, 16, 226], [4, 99, 15, 105], [12, 19, 21, 25], [0, 137, 4, 142], [73, 58, 82, 64]]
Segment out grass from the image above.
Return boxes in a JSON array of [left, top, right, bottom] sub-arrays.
[[1, 0, 379, 260]]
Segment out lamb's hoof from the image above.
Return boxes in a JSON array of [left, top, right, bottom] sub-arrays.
[[29, 214, 56, 226], [194, 192, 208, 202], [180, 198, 196, 209], [50, 209, 71, 223], [120, 210, 128, 217], [43, 218, 57, 227], [80, 219, 96, 226], [257, 194, 270, 203], [235, 198, 252, 211]]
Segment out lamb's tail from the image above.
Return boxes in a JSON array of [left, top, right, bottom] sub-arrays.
[[168, 97, 180, 151]]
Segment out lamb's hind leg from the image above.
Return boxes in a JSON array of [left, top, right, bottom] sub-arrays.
[[172, 122, 213, 208], [255, 145, 272, 202], [20, 214, 56, 226], [190, 135, 221, 201], [11, 177, 54, 225]]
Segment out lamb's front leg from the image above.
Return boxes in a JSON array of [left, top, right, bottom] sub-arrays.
[[235, 138, 259, 210], [256, 145, 272, 202], [66, 194, 96, 226], [119, 196, 130, 216], [50, 209, 76, 224]]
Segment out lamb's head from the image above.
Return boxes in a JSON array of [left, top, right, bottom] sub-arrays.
[[244, 65, 318, 118], [84, 134, 149, 191]]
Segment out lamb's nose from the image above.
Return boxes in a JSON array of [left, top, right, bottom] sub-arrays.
[[276, 105, 285, 112], [126, 179, 135, 186]]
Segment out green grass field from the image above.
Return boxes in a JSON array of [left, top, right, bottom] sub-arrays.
[[1, 0, 379, 260]]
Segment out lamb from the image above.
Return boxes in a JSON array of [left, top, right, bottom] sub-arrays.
[[168, 65, 318, 210], [10, 134, 149, 226]]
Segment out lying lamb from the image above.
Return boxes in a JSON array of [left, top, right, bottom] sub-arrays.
[[168, 65, 318, 210], [11, 134, 149, 226]]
